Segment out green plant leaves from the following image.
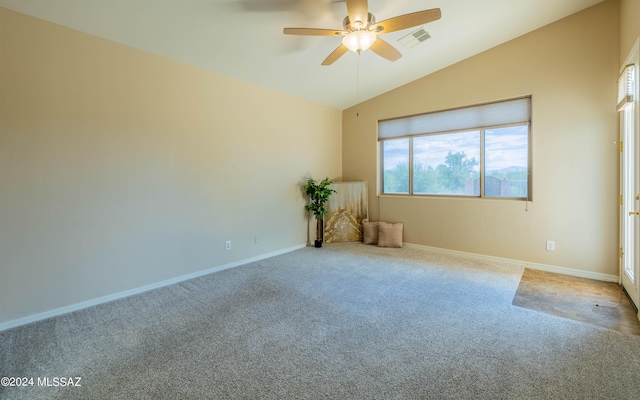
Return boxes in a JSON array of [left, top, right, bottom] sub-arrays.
[[303, 177, 336, 220]]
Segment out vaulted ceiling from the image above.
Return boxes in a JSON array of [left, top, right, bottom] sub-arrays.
[[0, 0, 604, 109]]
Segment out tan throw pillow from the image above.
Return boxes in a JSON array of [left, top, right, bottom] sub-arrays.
[[377, 221, 403, 248], [362, 221, 379, 245]]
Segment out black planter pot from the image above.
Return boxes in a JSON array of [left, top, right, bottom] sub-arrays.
[[314, 240, 322, 248]]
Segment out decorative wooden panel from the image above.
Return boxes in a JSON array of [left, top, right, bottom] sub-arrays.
[[324, 182, 368, 243]]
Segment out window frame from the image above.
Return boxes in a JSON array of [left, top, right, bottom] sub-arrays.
[[379, 97, 532, 200]]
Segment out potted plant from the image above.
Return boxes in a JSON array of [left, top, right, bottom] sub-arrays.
[[304, 177, 336, 248]]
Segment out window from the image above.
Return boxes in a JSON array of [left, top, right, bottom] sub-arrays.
[[382, 139, 410, 194], [379, 97, 531, 199]]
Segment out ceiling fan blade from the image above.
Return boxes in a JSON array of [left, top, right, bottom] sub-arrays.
[[346, 0, 369, 27], [322, 44, 349, 66], [369, 38, 402, 62], [283, 28, 345, 36], [283, 28, 344, 36], [371, 8, 441, 34]]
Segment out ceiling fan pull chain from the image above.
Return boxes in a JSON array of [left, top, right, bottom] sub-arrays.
[[356, 53, 360, 116]]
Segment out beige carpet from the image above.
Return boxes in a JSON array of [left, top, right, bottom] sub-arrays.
[[2, 243, 640, 399]]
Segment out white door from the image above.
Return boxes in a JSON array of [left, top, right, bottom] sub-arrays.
[[620, 40, 640, 313]]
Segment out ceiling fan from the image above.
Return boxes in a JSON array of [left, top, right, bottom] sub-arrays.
[[283, 0, 441, 65]]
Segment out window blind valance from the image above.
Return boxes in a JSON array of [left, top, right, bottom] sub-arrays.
[[378, 96, 531, 140], [617, 64, 636, 111]]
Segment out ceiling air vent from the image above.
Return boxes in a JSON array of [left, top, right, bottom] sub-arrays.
[[398, 27, 431, 49]]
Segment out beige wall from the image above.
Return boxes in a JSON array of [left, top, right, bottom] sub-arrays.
[[620, 0, 640, 63], [0, 8, 342, 325], [343, 1, 620, 277]]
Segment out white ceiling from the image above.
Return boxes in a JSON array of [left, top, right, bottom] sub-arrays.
[[0, 0, 604, 110]]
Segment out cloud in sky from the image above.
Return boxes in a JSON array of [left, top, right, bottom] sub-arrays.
[[485, 126, 528, 171], [382, 139, 409, 170], [414, 131, 480, 170]]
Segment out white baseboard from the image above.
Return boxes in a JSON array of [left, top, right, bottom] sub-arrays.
[[0, 244, 307, 333], [1, 242, 620, 332], [403, 242, 619, 282]]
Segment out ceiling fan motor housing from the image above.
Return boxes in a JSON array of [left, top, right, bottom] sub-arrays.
[[343, 13, 376, 31]]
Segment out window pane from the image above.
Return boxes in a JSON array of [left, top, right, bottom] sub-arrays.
[[413, 131, 480, 195], [484, 125, 529, 198], [382, 139, 410, 194]]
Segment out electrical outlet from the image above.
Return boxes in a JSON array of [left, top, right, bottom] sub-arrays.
[[546, 240, 555, 251], [225, 241, 231, 251], [254, 235, 259, 244]]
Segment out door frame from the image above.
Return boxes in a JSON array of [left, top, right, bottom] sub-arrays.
[[619, 38, 640, 316]]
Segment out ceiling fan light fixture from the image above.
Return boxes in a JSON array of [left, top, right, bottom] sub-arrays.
[[342, 30, 377, 54]]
